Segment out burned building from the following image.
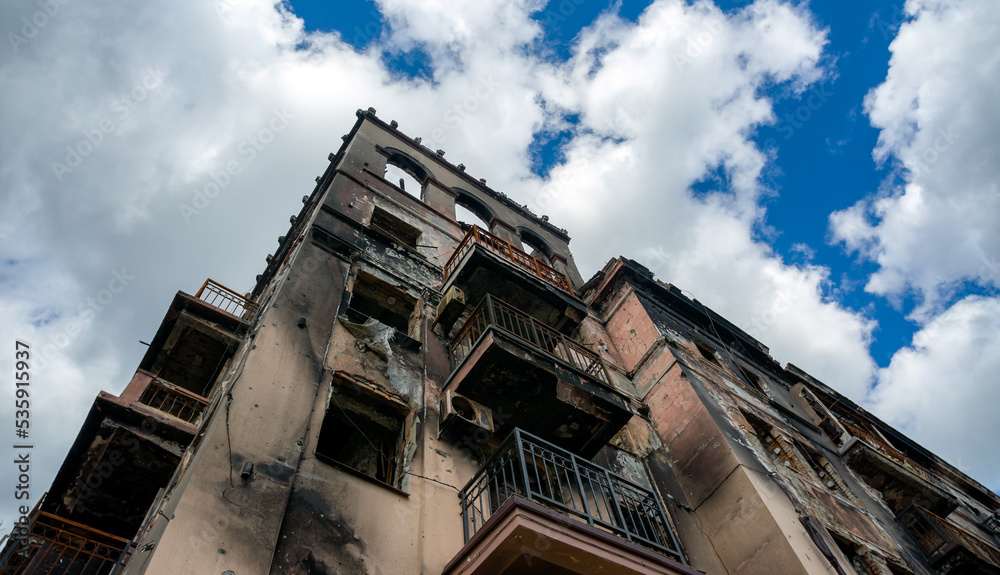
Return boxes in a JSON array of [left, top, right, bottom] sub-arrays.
[[3, 108, 1000, 575]]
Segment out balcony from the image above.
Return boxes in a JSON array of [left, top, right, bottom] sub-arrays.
[[898, 505, 1000, 574], [195, 278, 257, 320], [452, 295, 610, 386], [444, 429, 688, 575], [441, 226, 587, 334], [137, 377, 209, 425], [0, 511, 132, 575], [839, 417, 957, 517], [138, 289, 245, 399], [445, 296, 632, 457], [445, 226, 572, 293]]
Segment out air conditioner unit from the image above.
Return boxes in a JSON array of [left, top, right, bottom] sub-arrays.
[[440, 390, 494, 437]]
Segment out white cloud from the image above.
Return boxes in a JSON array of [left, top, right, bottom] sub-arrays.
[[829, 0, 1000, 319], [524, 0, 877, 397], [868, 295, 1000, 488]]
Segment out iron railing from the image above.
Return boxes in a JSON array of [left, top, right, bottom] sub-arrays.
[[195, 278, 256, 320], [985, 509, 1000, 538], [0, 512, 132, 575], [138, 378, 209, 425], [839, 417, 935, 484], [898, 505, 1000, 567], [460, 428, 683, 562], [451, 295, 611, 386], [443, 226, 573, 294]]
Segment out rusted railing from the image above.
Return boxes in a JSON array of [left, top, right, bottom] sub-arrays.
[[451, 295, 611, 386], [898, 505, 1000, 567], [461, 428, 684, 562], [443, 226, 573, 294], [0, 511, 132, 575], [839, 417, 935, 483], [138, 378, 209, 425], [840, 418, 907, 461], [195, 278, 256, 320]]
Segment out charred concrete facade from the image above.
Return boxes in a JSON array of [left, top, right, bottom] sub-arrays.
[[4, 108, 1000, 575]]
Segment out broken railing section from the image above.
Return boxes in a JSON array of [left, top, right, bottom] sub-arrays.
[[898, 505, 1000, 568], [195, 278, 257, 320], [137, 377, 209, 425], [460, 428, 684, 563], [985, 509, 1000, 538], [0, 510, 133, 575], [450, 294, 611, 385], [444, 225, 573, 294]]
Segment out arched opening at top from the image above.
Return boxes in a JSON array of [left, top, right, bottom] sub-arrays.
[[453, 190, 494, 231], [456, 204, 490, 230], [384, 148, 432, 198], [517, 228, 554, 261], [385, 164, 422, 197]]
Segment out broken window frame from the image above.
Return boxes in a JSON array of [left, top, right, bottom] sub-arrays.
[[315, 375, 413, 491], [369, 205, 424, 252], [343, 269, 420, 340], [693, 339, 720, 366]]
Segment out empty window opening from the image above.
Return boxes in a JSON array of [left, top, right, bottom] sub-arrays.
[[694, 340, 719, 365], [316, 384, 407, 487], [370, 206, 422, 250], [453, 192, 494, 230], [735, 364, 765, 392], [346, 271, 417, 335], [456, 204, 490, 230], [385, 163, 422, 198], [830, 532, 877, 575], [518, 228, 553, 261]]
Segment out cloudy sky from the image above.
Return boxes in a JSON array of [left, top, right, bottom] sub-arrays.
[[1, 0, 998, 528]]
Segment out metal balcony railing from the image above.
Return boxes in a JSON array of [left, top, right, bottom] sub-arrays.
[[839, 417, 935, 484], [460, 428, 684, 562], [138, 378, 209, 425], [195, 278, 256, 320], [898, 505, 1000, 567], [0, 512, 132, 575], [443, 226, 573, 294], [451, 295, 611, 386]]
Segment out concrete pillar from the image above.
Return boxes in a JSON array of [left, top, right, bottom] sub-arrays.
[[489, 217, 520, 245], [422, 180, 457, 219], [549, 252, 569, 276]]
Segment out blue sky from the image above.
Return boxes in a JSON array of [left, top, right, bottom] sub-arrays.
[[1, 0, 998, 529]]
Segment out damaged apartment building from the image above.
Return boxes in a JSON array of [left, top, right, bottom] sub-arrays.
[[4, 108, 1000, 575]]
